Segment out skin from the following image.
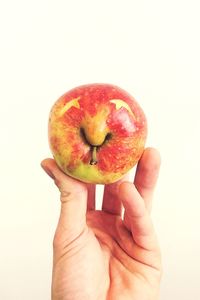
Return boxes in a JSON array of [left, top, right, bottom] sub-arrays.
[[41, 147, 162, 300], [48, 84, 147, 184]]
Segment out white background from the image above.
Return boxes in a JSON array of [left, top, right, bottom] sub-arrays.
[[0, 0, 200, 299]]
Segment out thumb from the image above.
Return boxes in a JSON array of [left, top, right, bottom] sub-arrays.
[[41, 158, 88, 241]]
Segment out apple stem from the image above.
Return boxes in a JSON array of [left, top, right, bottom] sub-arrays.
[[90, 146, 98, 165]]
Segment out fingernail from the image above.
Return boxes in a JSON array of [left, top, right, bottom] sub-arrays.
[[41, 165, 55, 180]]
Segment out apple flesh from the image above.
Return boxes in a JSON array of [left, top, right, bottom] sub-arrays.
[[48, 83, 147, 184]]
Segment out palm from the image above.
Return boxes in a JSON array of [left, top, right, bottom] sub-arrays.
[[87, 211, 161, 300], [52, 207, 161, 300], [42, 148, 162, 300]]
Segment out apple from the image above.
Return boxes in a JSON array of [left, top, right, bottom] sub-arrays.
[[48, 83, 147, 184]]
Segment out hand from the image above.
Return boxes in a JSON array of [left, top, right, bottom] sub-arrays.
[[41, 147, 162, 300]]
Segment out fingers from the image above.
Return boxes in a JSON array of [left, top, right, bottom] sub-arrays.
[[102, 173, 130, 215], [41, 158, 88, 238], [119, 182, 158, 250], [134, 148, 161, 212], [87, 184, 96, 210]]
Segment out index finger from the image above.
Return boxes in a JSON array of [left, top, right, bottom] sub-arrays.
[[102, 172, 130, 215]]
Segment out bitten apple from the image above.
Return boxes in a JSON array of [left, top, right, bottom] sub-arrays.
[[48, 83, 147, 184]]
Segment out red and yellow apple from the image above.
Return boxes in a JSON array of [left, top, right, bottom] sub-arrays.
[[48, 83, 147, 184]]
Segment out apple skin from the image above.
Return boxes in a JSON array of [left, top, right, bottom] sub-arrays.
[[48, 83, 147, 184]]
